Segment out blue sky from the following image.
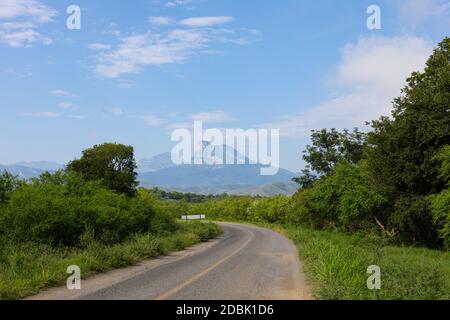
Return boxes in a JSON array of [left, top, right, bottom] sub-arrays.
[[0, 0, 449, 172]]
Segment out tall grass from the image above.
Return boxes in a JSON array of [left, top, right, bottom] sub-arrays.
[[278, 225, 450, 300], [0, 221, 221, 300]]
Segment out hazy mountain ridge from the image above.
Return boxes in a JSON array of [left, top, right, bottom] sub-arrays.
[[1, 147, 298, 196], [0, 162, 64, 179], [137, 144, 298, 196]]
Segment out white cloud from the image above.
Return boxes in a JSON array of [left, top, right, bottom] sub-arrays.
[[259, 36, 433, 138], [92, 25, 256, 78], [88, 43, 112, 51], [22, 111, 58, 118], [0, 0, 57, 47], [149, 16, 175, 26], [189, 111, 234, 123], [0, 0, 56, 21], [179, 16, 234, 28], [58, 102, 77, 110], [50, 89, 78, 97], [142, 115, 164, 127]]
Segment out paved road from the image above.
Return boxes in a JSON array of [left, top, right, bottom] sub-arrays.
[[30, 223, 312, 300]]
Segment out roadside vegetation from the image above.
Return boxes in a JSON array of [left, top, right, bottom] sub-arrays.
[[153, 38, 450, 300], [0, 144, 220, 300], [0, 38, 448, 301]]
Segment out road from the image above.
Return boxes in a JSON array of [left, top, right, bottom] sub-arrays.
[[29, 223, 312, 300]]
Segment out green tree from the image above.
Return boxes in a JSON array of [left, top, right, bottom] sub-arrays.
[[0, 171, 23, 203], [366, 38, 450, 246], [292, 169, 317, 189], [367, 38, 450, 196], [302, 128, 367, 176], [291, 162, 386, 230], [430, 146, 450, 247], [67, 143, 138, 197]]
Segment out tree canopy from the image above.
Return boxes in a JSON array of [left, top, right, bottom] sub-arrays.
[[67, 143, 138, 197]]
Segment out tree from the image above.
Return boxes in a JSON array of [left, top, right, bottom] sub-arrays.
[[0, 171, 23, 203], [67, 143, 138, 197], [365, 38, 450, 246], [302, 128, 368, 176], [430, 146, 450, 247], [367, 38, 450, 197], [292, 169, 317, 189]]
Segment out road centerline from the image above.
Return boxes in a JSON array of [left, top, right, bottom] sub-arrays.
[[155, 226, 255, 300]]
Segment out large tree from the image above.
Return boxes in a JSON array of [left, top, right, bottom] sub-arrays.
[[67, 143, 138, 197], [366, 38, 450, 246], [301, 128, 368, 176], [367, 38, 450, 197]]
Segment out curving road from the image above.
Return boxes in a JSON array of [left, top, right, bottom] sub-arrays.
[[29, 223, 312, 300]]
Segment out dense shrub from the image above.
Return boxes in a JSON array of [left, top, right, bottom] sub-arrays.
[[0, 172, 159, 246], [0, 172, 23, 204], [247, 196, 292, 223], [388, 195, 439, 247], [430, 146, 450, 247], [288, 162, 386, 230], [430, 189, 450, 248]]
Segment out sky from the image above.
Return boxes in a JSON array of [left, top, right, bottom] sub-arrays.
[[0, 0, 449, 172]]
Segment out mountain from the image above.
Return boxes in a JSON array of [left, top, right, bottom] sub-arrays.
[[137, 144, 298, 196], [2, 147, 298, 196], [137, 144, 248, 173], [137, 153, 176, 173], [15, 161, 65, 171], [0, 165, 47, 179], [229, 181, 299, 197], [165, 182, 299, 197], [139, 164, 295, 189], [0, 162, 64, 179]]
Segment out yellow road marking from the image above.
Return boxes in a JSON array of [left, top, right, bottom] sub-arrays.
[[155, 227, 255, 300]]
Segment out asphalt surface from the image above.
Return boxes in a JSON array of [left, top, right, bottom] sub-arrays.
[[29, 223, 312, 300]]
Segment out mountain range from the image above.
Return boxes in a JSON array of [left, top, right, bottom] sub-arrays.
[[1, 147, 299, 196]]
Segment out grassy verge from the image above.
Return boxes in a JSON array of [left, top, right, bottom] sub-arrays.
[[274, 224, 450, 300], [0, 221, 221, 300]]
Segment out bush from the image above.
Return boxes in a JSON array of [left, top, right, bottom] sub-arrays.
[[0, 172, 159, 246], [430, 146, 450, 247], [0, 172, 23, 204], [388, 195, 440, 247], [247, 196, 292, 223], [289, 162, 386, 230], [430, 189, 450, 248]]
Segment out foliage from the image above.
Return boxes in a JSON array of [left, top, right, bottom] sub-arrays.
[[430, 146, 450, 247], [0, 222, 221, 300], [147, 187, 227, 203], [67, 143, 138, 197], [292, 169, 317, 189], [279, 224, 450, 300], [302, 128, 367, 176], [388, 195, 439, 247], [367, 38, 450, 197], [246, 196, 292, 223], [0, 172, 23, 204], [0, 171, 156, 246], [290, 162, 386, 230]]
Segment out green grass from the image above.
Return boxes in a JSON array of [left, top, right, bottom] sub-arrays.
[[0, 221, 221, 300], [276, 224, 450, 300]]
